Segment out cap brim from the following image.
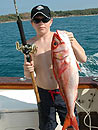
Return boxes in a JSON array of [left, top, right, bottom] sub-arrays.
[[32, 12, 50, 19]]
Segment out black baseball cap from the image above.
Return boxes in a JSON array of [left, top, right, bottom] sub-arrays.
[[31, 5, 51, 19]]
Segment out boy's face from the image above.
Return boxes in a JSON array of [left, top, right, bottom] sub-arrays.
[[31, 15, 53, 34]]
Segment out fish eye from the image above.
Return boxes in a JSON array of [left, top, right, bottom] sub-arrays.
[[53, 42, 58, 46]]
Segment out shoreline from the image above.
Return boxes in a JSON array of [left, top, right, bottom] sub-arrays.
[[0, 14, 98, 24], [0, 19, 30, 24]]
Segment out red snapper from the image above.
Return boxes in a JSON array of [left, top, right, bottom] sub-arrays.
[[51, 30, 79, 130]]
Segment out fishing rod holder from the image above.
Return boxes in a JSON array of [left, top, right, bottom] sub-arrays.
[[16, 41, 37, 55]]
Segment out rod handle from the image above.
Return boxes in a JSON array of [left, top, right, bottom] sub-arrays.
[[30, 72, 40, 103]]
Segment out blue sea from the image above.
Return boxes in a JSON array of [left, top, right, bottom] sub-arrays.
[[0, 15, 98, 77]]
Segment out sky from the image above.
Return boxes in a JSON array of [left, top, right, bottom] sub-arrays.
[[0, 0, 98, 15]]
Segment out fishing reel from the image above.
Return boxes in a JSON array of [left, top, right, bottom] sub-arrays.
[[16, 41, 38, 62]]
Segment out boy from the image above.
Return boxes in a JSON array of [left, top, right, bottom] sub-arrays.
[[24, 5, 87, 130]]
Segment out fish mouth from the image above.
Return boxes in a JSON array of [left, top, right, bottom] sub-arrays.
[[53, 50, 69, 60]]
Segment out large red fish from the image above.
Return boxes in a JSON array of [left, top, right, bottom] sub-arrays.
[[51, 30, 79, 130]]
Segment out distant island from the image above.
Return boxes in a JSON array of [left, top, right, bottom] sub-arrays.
[[0, 8, 98, 23]]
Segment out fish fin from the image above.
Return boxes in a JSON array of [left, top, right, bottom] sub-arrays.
[[62, 114, 79, 130], [76, 61, 81, 71]]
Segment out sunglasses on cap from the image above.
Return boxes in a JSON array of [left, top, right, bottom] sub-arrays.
[[32, 17, 50, 24]]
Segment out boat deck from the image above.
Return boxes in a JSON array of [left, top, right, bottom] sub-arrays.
[[0, 76, 98, 130]]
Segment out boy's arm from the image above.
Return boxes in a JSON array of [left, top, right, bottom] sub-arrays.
[[66, 31, 87, 63], [71, 37, 87, 62]]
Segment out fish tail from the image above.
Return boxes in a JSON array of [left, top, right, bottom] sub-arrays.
[[62, 113, 79, 130]]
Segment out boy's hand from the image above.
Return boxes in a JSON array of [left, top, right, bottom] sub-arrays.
[[24, 61, 34, 73], [64, 31, 75, 43]]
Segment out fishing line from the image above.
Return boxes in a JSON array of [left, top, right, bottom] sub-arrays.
[[75, 101, 91, 130], [75, 101, 98, 129]]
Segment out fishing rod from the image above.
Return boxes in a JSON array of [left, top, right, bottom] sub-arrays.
[[13, 0, 40, 103], [13, 0, 26, 46]]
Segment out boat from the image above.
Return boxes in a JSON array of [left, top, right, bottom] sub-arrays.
[[0, 76, 98, 130]]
